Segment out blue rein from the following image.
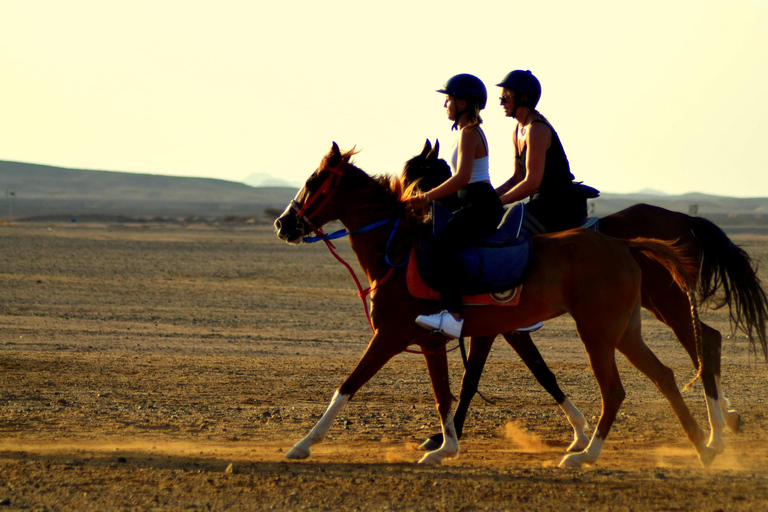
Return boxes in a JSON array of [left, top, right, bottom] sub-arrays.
[[302, 217, 408, 268]]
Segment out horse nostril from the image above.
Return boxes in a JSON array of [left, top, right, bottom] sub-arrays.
[[274, 218, 282, 231]]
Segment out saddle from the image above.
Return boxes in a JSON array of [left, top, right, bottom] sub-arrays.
[[407, 202, 532, 306]]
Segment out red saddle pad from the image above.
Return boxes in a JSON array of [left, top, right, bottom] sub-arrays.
[[406, 249, 522, 307]]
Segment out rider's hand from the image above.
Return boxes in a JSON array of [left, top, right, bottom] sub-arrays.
[[406, 193, 429, 212]]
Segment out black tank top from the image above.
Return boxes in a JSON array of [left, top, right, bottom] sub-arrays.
[[515, 119, 575, 200]]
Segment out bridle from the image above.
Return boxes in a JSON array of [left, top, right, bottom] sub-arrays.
[[289, 159, 486, 388], [287, 160, 472, 363], [288, 163, 347, 240], [289, 161, 406, 334]]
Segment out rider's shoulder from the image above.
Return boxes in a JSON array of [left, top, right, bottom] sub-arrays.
[[459, 124, 483, 142]]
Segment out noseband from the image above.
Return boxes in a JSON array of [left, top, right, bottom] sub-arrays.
[[290, 163, 346, 238]]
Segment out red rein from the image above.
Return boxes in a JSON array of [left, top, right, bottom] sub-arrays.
[[300, 162, 457, 356]]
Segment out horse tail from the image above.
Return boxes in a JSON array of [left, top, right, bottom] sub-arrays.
[[625, 237, 699, 291], [689, 217, 768, 362], [626, 238, 704, 387]]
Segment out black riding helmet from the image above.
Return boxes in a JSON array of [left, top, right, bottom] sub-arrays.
[[437, 73, 488, 109], [497, 70, 541, 118], [437, 74, 487, 129]]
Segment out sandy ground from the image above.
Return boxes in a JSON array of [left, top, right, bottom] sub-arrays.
[[1, 222, 768, 511]]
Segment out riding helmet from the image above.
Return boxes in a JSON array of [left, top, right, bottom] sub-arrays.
[[497, 70, 541, 108], [437, 74, 488, 110]]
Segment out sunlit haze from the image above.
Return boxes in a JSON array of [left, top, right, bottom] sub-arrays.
[[2, 0, 767, 196]]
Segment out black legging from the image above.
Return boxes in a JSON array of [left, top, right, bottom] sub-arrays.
[[425, 182, 504, 314], [525, 191, 587, 234]]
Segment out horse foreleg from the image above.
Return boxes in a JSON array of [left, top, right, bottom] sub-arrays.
[[420, 335, 494, 451], [286, 390, 350, 459], [419, 349, 459, 465], [505, 331, 589, 452], [285, 333, 402, 460]]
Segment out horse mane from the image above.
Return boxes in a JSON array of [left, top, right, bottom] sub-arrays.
[[327, 157, 429, 243]]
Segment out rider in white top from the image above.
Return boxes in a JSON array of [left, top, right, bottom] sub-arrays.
[[407, 74, 504, 339]]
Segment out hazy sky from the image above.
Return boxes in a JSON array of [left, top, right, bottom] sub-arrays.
[[2, 0, 767, 196]]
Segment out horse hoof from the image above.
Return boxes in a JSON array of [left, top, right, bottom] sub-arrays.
[[419, 437, 442, 451], [707, 437, 726, 455], [567, 437, 589, 453], [558, 453, 584, 468], [418, 452, 443, 466], [285, 445, 310, 459], [725, 410, 742, 435], [698, 446, 717, 468]]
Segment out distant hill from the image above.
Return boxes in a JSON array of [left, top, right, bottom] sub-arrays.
[[591, 191, 768, 216], [0, 160, 297, 221], [243, 172, 301, 188], [2, 159, 768, 230]]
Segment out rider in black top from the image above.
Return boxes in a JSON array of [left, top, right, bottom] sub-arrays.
[[495, 70, 597, 234]]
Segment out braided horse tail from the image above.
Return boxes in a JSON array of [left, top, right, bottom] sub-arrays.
[[689, 217, 768, 362], [625, 237, 703, 388]]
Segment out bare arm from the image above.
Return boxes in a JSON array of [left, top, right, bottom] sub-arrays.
[[407, 128, 478, 209], [498, 122, 551, 205]]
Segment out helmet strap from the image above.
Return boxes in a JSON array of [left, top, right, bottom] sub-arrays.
[[511, 97, 520, 120], [452, 97, 474, 130]]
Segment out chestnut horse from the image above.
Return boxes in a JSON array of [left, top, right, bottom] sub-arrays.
[[403, 139, 768, 455], [274, 142, 717, 468]]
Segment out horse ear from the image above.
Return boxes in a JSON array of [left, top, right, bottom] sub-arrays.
[[327, 141, 342, 167], [420, 139, 432, 158], [427, 139, 440, 160]]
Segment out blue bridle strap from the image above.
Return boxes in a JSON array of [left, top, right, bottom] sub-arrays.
[[302, 217, 409, 268], [302, 217, 394, 243], [384, 218, 408, 268]]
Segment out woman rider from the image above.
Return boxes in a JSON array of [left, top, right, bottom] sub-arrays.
[[495, 70, 597, 234], [407, 74, 504, 339]]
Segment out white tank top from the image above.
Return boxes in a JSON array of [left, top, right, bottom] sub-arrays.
[[450, 133, 491, 184]]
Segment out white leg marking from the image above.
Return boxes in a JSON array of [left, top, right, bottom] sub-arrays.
[[419, 412, 460, 465], [558, 429, 604, 468], [716, 376, 741, 434], [706, 395, 727, 454], [285, 391, 350, 459], [560, 398, 590, 452]]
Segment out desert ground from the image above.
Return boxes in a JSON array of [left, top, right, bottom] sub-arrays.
[[1, 221, 767, 511]]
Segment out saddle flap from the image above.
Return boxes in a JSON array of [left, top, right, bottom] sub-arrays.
[[406, 248, 523, 306], [432, 201, 526, 247], [481, 202, 526, 247]]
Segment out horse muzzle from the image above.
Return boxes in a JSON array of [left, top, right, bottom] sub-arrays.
[[274, 203, 306, 244]]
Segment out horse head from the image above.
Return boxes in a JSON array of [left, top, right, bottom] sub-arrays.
[[275, 142, 402, 243], [401, 139, 451, 192], [401, 139, 461, 212]]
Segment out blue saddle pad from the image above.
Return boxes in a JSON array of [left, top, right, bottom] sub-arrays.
[[422, 202, 533, 294]]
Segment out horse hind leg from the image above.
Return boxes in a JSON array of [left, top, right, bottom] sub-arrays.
[[700, 323, 741, 435], [559, 344, 624, 468], [419, 350, 459, 465], [504, 331, 589, 452], [697, 323, 730, 453], [616, 306, 716, 467], [662, 313, 729, 453], [718, 376, 742, 434], [643, 286, 735, 452], [420, 335, 495, 452]]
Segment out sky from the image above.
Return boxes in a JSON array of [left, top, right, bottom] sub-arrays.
[[1, 0, 767, 197]]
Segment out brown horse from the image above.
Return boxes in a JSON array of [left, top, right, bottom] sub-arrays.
[[403, 139, 768, 454], [274, 142, 718, 468]]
